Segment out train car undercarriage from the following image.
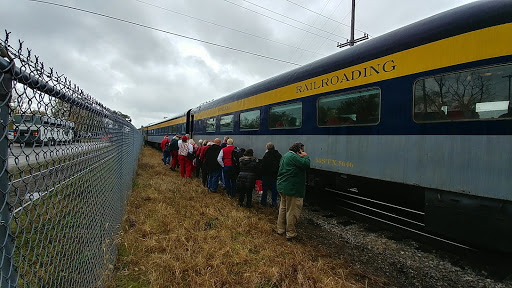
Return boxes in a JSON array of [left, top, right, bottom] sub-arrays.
[[306, 168, 512, 253]]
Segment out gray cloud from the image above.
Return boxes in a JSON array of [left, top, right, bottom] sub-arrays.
[[1, 0, 477, 127]]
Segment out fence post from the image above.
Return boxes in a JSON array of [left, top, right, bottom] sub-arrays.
[[0, 68, 17, 287]]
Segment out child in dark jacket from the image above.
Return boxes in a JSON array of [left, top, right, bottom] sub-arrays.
[[237, 149, 260, 208]]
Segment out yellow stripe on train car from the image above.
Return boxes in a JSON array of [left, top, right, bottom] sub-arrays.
[[194, 23, 512, 120], [148, 116, 187, 130]]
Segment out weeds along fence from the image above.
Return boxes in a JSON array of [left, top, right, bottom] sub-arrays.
[[0, 31, 143, 287]]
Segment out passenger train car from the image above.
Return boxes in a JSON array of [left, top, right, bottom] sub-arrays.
[[144, 1, 512, 252], [143, 113, 188, 144]]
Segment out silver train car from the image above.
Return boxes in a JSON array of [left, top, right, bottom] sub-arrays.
[[144, 1, 512, 252]]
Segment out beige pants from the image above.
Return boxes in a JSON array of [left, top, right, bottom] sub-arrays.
[[276, 192, 303, 239]]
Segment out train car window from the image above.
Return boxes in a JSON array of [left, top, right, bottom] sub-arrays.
[[220, 115, 234, 132], [240, 109, 260, 130], [206, 118, 216, 132], [196, 119, 203, 133], [317, 88, 381, 126], [414, 64, 512, 122], [269, 102, 302, 129]]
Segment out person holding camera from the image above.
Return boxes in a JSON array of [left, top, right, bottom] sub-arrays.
[[275, 142, 310, 241]]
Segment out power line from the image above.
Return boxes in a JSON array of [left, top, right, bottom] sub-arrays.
[[222, 0, 341, 43], [290, 0, 333, 63], [27, 0, 302, 66], [134, 0, 325, 57], [312, 0, 353, 57], [285, 0, 371, 36], [238, 0, 349, 41]]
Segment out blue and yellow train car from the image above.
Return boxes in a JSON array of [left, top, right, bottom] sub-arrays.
[[146, 1, 512, 251], [143, 113, 189, 148]]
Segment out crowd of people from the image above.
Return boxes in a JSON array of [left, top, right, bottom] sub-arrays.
[[160, 134, 311, 241]]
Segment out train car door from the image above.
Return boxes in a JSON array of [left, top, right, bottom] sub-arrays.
[[186, 109, 193, 138]]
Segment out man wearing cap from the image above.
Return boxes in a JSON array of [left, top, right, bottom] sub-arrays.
[[177, 135, 194, 178], [160, 135, 171, 165]]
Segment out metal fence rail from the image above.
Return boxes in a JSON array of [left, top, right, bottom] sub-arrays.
[[0, 31, 143, 287]]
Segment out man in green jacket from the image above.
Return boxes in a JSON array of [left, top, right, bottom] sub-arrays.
[[276, 142, 310, 241]]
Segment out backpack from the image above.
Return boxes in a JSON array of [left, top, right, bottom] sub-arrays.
[[169, 138, 179, 151], [186, 149, 196, 160], [263, 150, 281, 177], [231, 147, 241, 167], [164, 141, 171, 153], [269, 153, 281, 176], [230, 147, 241, 177]]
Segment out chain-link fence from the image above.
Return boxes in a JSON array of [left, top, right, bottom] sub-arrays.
[[0, 31, 143, 287]]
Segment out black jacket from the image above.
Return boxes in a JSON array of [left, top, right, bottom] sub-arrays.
[[204, 144, 222, 171], [236, 156, 260, 190], [261, 149, 282, 178]]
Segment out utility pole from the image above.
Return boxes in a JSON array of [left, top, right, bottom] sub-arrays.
[[337, 0, 368, 48], [350, 0, 355, 46]]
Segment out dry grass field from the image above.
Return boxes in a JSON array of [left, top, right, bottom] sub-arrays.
[[107, 146, 376, 288]]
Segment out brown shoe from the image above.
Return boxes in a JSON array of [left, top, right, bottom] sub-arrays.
[[273, 230, 285, 237]]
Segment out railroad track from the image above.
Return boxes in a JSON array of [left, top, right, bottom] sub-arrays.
[[326, 187, 477, 251]]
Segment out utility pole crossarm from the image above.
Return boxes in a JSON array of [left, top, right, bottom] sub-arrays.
[[337, 0, 368, 48]]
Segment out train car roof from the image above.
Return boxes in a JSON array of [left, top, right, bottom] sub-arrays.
[[143, 112, 187, 129], [191, 0, 512, 114]]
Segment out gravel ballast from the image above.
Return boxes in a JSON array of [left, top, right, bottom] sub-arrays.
[[291, 205, 512, 288]]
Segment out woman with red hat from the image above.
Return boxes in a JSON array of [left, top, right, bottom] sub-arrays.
[[177, 135, 194, 178]]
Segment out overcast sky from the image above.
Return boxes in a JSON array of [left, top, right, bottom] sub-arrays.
[[2, 0, 477, 128]]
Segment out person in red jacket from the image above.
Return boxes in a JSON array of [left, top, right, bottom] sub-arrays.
[[217, 138, 238, 197], [160, 135, 171, 165]]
